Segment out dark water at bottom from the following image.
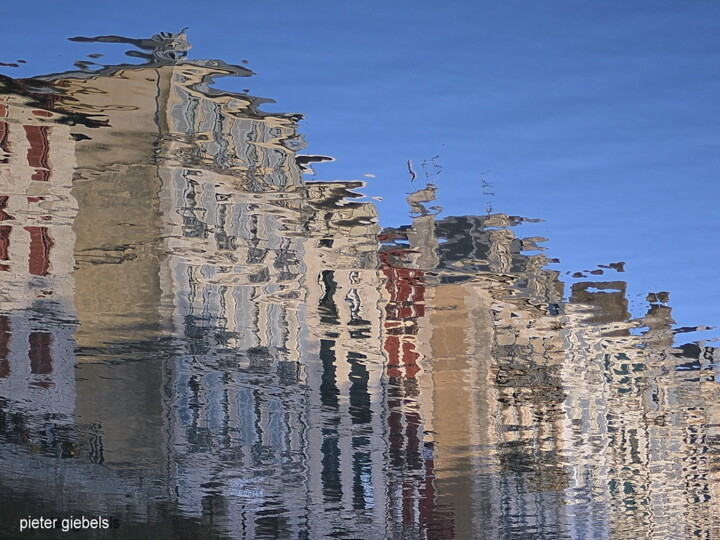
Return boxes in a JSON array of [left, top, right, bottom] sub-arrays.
[[0, 32, 718, 539]]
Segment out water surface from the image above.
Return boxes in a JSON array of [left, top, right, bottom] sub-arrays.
[[0, 31, 719, 540]]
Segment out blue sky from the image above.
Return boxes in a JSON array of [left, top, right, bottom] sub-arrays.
[[3, 1, 720, 339]]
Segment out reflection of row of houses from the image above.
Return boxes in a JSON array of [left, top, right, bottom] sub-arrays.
[[558, 293, 720, 539], [378, 206, 720, 538], [1, 34, 720, 539]]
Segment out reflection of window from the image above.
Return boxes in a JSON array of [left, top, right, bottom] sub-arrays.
[[0, 196, 13, 222], [0, 102, 8, 164], [29, 331, 52, 375], [0, 315, 9, 378], [353, 451, 373, 510], [0, 225, 10, 271], [25, 226, 53, 275], [348, 352, 371, 425], [24, 125, 51, 182], [321, 433, 342, 503]]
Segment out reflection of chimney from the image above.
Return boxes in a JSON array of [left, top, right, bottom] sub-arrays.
[[405, 184, 439, 271], [642, 292, 675, 348], [407, 184, 437, 216], [569, 281, 629, 328], [406, 215, 439, 271]]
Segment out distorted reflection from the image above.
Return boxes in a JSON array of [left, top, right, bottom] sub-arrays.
[[0, 31, 718, 539]]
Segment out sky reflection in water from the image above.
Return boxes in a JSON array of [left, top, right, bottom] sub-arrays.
[[0, 29, 719, 540]]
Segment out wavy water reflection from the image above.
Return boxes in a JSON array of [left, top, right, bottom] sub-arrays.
[[0, 31, 718, 539]]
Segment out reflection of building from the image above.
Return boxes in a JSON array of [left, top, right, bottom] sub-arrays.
[[382, 210, 568, 539], [559, 289, 720, 539], [0, 93, 78, 449], [0, 48, 198, 534], [378, 205, 453, 539], [301, 182, 390, 537], [156, 66, 322, 533], [2, 34, 404, 538], [395, 207, 720, 539], [377, 197, 720, 539], [152, 58, 402, 536]]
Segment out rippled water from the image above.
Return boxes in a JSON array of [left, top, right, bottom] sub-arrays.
[[1, 31, 719, 539]]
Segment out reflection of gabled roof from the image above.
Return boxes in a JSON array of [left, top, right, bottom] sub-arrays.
[[0, 74, 109, 128], [26, 58, 284, 123], [2, 31, 305, 129], [32, 57, 253, 84]]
